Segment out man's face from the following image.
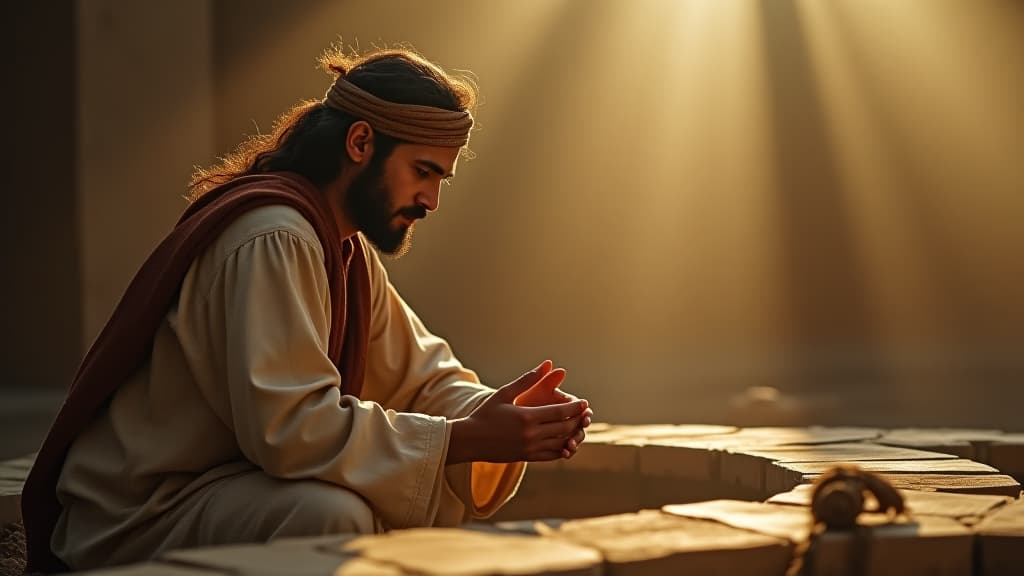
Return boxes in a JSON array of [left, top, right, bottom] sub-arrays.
[[346, 142, 460, 257]]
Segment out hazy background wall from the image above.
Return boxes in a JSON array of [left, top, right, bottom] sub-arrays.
[[210, 0, 1023, 428], [78, 0, 216, 349], [2, 0, 215, 457], [3, 3, 80, 456], [4, 0, 1022, 457]]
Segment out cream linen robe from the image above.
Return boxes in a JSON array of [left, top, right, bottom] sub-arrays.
[[51, 205, 525, 569]]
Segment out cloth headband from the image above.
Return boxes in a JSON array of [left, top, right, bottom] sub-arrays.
[[323, 76, 473, 147]]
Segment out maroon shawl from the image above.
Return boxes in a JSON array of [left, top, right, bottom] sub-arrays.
[[23, 172, 371, 572]]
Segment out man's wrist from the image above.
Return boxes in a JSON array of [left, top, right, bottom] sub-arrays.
[[446, 417, 474, 465]]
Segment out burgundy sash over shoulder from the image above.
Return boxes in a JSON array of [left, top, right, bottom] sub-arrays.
[[23, 172, 371, 572]]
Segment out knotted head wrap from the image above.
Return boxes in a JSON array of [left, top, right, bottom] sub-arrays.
[[323, 75, 474, 147]]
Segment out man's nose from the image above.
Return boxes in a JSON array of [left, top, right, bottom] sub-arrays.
[[416, 185, 441, 213]]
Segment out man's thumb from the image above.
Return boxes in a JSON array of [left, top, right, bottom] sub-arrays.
[[496, 360, 553, 402]]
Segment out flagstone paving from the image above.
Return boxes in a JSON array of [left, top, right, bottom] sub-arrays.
[[1, 425, 1021, 575]]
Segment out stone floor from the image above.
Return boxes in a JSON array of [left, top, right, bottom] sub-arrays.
[[2, 424, 1022, 575]]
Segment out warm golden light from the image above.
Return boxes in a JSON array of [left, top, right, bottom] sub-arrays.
[[197, 0, 1024, 429], [45, 0, 1024, 433]]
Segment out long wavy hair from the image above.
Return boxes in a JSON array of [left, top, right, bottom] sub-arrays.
[[187, 47, 478, 202]]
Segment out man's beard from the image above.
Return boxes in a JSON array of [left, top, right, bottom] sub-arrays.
[[345, 157, 426, 258]]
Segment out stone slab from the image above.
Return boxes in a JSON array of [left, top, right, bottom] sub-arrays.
[[327, 528, 602, 575], [976, 497, 1024, 536], [803, 473, 1022, 498], [975, 498, 1024, 576], [875, 429, 1005, 461], [976, 535, 1024, 576], [268, 534, 357, 548], [767, 484, 1013, 524], [597, 424, 738, 441], [0, 454, 31, 526], [782, 458, 999, 476], [463, 519, 564, 536], [0, 480, 22, 525], [734, 443, 958, 463], [769, 459, 1001, 495], [0, 455, 33, 482], [569, 424, 738, 476], [492, 469, 647, 521], [78, 563, 225, 575], [664, 499, 814, 542], [638, 428, 885, 490], [627, 439, 720, 482], [163, 542, 400, 576], [806, 516, 973, 576], [549, 509, 791, 576], [717, 451, 768, 495], [693, 427, 883, 448], [562, 441, 638, 474], [722, 444, 959, 497], [879, 428, 1005, 442], [663, 500, 973, 576]]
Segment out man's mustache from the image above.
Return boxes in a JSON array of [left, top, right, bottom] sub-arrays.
[[396, 205, 427, 221]]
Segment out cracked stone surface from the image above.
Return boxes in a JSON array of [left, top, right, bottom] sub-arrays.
[[2, 425, 1022, 575]]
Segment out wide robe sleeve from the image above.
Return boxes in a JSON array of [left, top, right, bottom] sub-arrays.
[[357, 245, 526, 523], [182, 226, 453, 531]]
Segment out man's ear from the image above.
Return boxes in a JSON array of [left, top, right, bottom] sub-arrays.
[[345, 120, 374, 164]]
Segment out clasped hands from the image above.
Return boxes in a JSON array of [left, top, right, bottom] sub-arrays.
[[448, 360, 593, 464]]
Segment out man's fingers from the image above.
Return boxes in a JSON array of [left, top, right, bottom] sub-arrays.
[[496, 360, 553, 402], [531, 437, 572, 458], [533, 368, 567, 393], [573, 427, 586, 444], [535, 415, 584, 439], [524, 398, 587, 423], [565, 428, 587, 457], [549, 388, 573, 404], [563, 391, 581, 402]]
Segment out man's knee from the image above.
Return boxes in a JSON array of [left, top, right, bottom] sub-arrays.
[[267, 480, 377, 538]]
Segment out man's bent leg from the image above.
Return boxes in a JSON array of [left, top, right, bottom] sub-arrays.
[[193, 469, 378, 542], [110, 468, 378, 565]]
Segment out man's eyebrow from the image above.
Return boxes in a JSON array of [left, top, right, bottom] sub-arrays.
[[415, 159, 455, 179]]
